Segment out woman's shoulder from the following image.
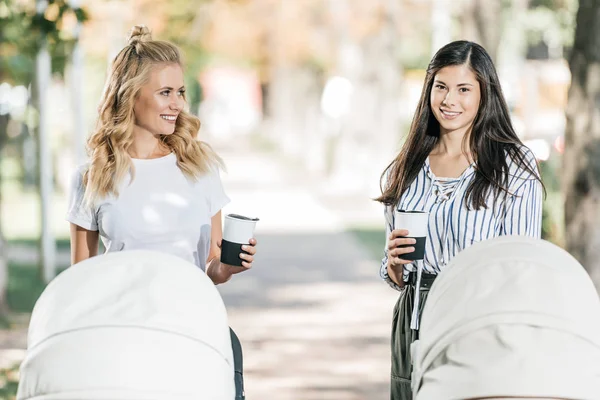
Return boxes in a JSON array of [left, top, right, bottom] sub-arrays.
[[75, 162, 90, 174], [505, 144, 540, 189], [69, 162, 90, 186], [186, 162, 224, 190], [506, 145, 538, 172]]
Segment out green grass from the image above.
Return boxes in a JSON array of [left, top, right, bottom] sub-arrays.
[[7, 238, 71, 252], [0, 252, 68, 398], [4, 239, 71, 315], [347, 227, 386, 262], [1, 179, 70, 241], [6, 262, 59, 314], [0, 363, 19, 400], [4, 237, 71, 314], [0, 263, 55, 399]]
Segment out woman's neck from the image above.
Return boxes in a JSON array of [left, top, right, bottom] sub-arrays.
[[129, 127, 167, 159], [433, 128, 471, 159]]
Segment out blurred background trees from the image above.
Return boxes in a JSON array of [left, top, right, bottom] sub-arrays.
[[0, 0, 87, 322], [563, 0, 600, 289], [0, 0, 597, 319]]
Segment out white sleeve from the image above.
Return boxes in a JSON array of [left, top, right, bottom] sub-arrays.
[[207, 167, 230, 217], [65, 166, 98, 231], [502, 149, 543, 238], [502, 176, 543, 238]]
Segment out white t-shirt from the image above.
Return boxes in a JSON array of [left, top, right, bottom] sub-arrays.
[[66, 153, 230, 270]]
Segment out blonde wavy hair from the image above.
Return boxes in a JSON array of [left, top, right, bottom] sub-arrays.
[[83, 25, 223, 205]]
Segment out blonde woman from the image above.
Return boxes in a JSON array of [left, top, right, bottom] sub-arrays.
[[67, 25, 257, 285]]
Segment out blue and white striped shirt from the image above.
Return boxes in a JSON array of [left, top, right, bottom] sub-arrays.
[[380, 148, 543, 291]]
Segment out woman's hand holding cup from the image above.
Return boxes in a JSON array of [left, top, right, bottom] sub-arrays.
[[387, 229, 417, 286], [208, 213, 259, 284], [388, 229, 418, 265], [387, 210, 429, 286]]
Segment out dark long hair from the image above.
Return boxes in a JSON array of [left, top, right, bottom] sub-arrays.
[[376, 40, 544, 210]]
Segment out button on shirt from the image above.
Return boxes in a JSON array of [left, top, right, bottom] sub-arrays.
[[380, 149, 543, 291]]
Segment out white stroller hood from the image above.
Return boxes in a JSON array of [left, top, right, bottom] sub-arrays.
[[17, 250, 235, 400], [412, 235, 600, 400]]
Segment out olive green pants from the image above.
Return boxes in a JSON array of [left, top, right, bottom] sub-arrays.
[[390, 274, 435, 400]]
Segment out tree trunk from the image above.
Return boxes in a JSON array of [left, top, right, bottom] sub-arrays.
[[33, 9, 57, 283], [0, 114, 9, 321], [0, 229, 8, 323], [563, 0, 600, 290], [460, 0, 504, 62]]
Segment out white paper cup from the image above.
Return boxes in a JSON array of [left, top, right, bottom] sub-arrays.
[[394, 210, 429, 261], [221, 214, 259, 267]]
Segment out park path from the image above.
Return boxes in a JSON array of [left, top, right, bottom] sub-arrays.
[[2, 142, 399, 400]]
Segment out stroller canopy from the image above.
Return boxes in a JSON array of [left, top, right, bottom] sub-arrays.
[[412, 235, 600, 400], [17, 250, 235, 400]]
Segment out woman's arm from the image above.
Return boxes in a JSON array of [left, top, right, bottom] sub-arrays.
[[380, 205, 413, 291], [500, 149, 544, 238], [502, 177, 543, 238], [67, 166, 100, 264], [206, 211, 257, 285], [69, 223, 99, 265], [206, 211, 227, 284]]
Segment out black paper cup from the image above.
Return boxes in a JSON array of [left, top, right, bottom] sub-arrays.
[[221, 214, 259, 267], [394, 210, 429, 261]]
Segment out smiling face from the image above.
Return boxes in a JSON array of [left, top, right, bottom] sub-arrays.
[[133, 63, 186, 136], [430, 64, 481, 137]]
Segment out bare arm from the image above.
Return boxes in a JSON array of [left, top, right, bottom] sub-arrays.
[[205, 211, 258, 285], [206, 211, 229, 284], [69, 223, 99, 265], [208, 211, 223, 262]]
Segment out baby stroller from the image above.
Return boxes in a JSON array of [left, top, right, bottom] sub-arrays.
[[411, 235, 600, 400], [16, 250, 245, 400]]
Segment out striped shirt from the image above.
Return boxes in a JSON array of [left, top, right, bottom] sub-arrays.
[[380, 148, 543, 291]]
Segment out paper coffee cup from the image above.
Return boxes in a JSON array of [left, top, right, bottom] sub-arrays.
[[394, 210, 429, 261], [221, 214, 259, 267]]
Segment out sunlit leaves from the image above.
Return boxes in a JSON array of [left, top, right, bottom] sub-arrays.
[[0, 0, 89, 84]]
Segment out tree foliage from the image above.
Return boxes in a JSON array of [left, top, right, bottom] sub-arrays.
[[523, 0, 578, 54], [0, 0, 89, 85]]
